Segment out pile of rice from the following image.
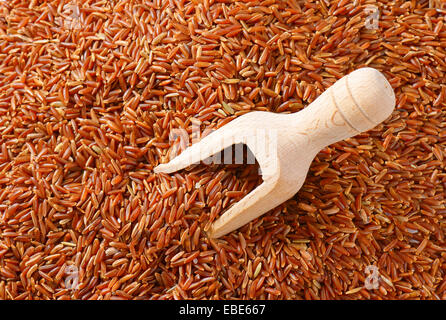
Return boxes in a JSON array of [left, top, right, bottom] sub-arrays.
[[0, 0, 445, 300]]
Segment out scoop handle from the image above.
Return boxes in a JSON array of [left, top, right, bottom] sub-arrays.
[[294, 68, 396, 149]]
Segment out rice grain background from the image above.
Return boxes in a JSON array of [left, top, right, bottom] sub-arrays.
[[0, 0, 445, 300]]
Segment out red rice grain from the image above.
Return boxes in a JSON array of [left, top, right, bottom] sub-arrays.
[[0, 0, 445, 300]]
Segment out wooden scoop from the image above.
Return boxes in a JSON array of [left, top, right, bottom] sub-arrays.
[[154, 68, 396, 238]]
